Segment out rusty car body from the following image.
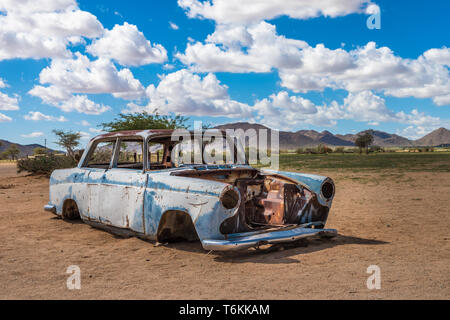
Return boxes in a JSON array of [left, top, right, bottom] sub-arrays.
[[44, 130, 337, 251]]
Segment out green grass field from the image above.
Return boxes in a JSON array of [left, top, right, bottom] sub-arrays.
[[277, 152, 450, 172]]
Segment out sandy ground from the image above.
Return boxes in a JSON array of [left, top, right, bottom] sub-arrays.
[[0, 162, 449, 300]]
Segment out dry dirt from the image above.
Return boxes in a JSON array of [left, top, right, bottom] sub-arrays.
[[0, 162, 449, 299]]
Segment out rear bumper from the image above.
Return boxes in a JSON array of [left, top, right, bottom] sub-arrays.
[[44, 204, 56, 214], [202, 227, 337, 251]]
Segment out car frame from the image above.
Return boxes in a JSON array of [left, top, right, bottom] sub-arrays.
[[44, 129, 337, 251]]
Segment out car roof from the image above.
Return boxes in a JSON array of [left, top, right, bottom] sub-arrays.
[[92, 129, 228, 141]]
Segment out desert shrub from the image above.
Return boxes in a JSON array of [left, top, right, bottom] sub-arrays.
[[369, 145, 384, 153], [317, 144, 332, 154], [334, 147, 345, 153], [344, 148, 358, 153], [17, 155, 77, 176]]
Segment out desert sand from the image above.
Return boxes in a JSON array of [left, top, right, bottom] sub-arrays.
[[0, 162, 448, 299]]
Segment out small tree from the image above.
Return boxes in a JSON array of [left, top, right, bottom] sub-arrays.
[[33, 147, 48, 155], [100, 110, 189, 132], [53, 130, 81, 160], [355, 133, 374, 154], [5, 144, 20, 160]]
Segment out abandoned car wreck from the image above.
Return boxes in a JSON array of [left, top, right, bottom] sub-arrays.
[[44, 130, 337, 251]]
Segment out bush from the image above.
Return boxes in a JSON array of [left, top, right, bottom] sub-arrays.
[[17, 155, 77, 176], [369, 145, 384, 153], [317, 144, 332, 154], [334, 147, 345, 153]]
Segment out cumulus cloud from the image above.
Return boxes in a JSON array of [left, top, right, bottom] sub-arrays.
[[279, 42, 450, 104], [29, 53, 143, 113], [423, 47, 450, 67], [0, 0, 104, 60], [176, 17, 450, 106], [87, 22, 167, 66], [433, 94, 450, 106], [0, 91, 20, 110], [254, 91, 318, 126], [176, 21, 307, 72], [125, 69, 253, 118], [79, 131, 92, 140], [254, 90, 446, 131], [36, 53, 145, 97], [0, 112, 12, 122], [343, 90, 394, 122], [21, 132, 45, 138], [24, 111, 67, 122], [0, 77, 20, 111], [58, 95, 110, 115], [255, 94, 343, 129], [29, 85, 72, 105], [178, 0, 376, 24]]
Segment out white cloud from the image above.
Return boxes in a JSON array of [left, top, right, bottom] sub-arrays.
[[255, 94, 343, 129], [0, 112, 12, 122], [177, 21, 306, 73], [279, 42, 450, 104], [0, 78, 5, 88], [21, 132, 45, 138], [126, 69, 252, 118], [87, 22, 167, 67], [396, 121, 450, 140], [79, 120, 91, 126], [177, 18, 450, 106], [254, 90, 447, 131], [178, 0, 376, 24], [169, 21, 179, 30], [433, 94, 450, 106], [0, 0, 103, 60], [29, 85, 72, 105], [24, 111, 67, 122], [423, 47, 450, 67], [79, 131, 91, 140], [343, 90, 394, 122], [58, 95, 110, 115], [0, 91, 20, 110], [37, 53, 145, 97], [89, 128, 104, 134]]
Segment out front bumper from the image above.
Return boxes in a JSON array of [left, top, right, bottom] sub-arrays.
[[202, 226, 337, 251], [44, 204, 57, 214]]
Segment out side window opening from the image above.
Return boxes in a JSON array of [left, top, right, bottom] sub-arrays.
[[117, 139, 144, 170], [85, 141, 116, 169], [148, 142, 171, 170]]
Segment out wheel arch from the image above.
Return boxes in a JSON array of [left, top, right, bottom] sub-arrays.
[[156, 210, 199, 243], [62, 198, 81, 220]]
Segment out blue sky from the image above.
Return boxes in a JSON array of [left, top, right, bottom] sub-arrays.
[[0, 0, 449, 150]]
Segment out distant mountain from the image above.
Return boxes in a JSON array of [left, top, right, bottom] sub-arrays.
[[337, 130, 414, 147], [0, 139, 57, 158], [415, 128, 450, 146], [214, 122, 450, 149]]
